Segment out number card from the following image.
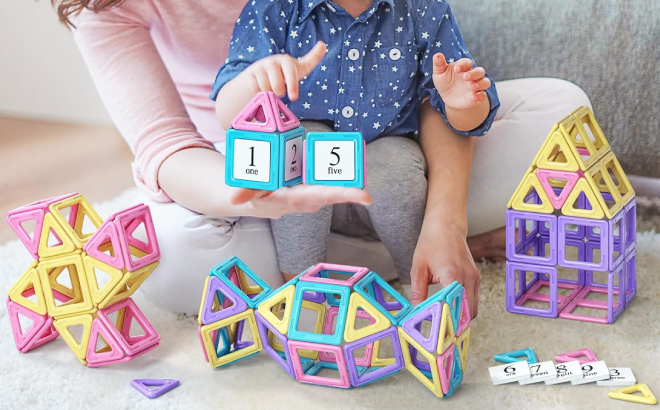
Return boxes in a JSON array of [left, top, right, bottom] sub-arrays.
[[232, 138, 272, 184], [597, 367, 636, 387], [519, 361, 558, 385], [544, 360, 583, 385], [225, 127, 306, 190], [489, 360, 531, 385], [304, 132, 365, 188], [571, 360, 610, 385]]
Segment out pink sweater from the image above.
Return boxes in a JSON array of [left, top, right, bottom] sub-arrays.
[[73, 0, 247, 202]]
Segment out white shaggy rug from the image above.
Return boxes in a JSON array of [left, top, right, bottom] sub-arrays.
[[1, 190, 658, 410]]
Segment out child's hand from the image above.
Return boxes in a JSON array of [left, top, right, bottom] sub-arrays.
[[432, 53, 491, 111], [246, 41, 326, 102]]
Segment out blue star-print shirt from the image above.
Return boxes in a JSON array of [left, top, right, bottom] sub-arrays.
[[211, 0, 500, 142]]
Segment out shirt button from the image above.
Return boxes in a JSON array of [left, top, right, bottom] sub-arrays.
[[342, 106, 354, 118], [389, 48, 401, 61], [347, 48, 360, 61]]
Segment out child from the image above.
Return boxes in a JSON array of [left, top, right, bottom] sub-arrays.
[[211, 0, 499, 307]]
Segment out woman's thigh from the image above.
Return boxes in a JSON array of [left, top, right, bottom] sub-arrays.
[[137, 195, 281, 315], [466, 78, 592, 236]]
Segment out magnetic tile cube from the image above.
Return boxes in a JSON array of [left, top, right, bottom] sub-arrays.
[[506, 106, 636, 324], [225, 92, 305, 190], [303, 132, 365, 188]]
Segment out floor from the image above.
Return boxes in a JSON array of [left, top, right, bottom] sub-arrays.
[[0, 116, 134, 243]]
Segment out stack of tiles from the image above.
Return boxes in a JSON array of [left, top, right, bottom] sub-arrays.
[[197, 258, 471, 397], [505, 106, 636, 324], [6, 193, 161, 366]]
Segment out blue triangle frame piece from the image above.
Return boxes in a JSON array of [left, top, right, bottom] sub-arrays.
[[494, 348, 538, 364], [131, 379, 180, 399], [200, 276, 248, 325], [445, 283, 464, 332], [400, 302, 442, 353]]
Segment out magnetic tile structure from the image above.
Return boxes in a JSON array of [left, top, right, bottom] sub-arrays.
[[6, 193, 160, 366], [197, 258, 471, 397], [505, 107, 636, 324]]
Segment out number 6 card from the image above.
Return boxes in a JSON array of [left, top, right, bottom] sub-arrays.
[[304, 132, 365, 188]]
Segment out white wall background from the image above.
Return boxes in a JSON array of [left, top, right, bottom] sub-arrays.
[[0, 0, 111, 125]]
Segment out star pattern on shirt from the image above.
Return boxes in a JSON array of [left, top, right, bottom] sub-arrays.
[[212, 0, 498, 142]]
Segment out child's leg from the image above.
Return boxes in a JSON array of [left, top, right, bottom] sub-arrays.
[[270, 121, 335, 277], [135, 194, 281, 315], [332, 136, 428, 284]]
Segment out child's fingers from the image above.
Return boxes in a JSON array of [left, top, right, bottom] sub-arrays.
[[296, 41, 327, 79], [266, 65, 287, 98], [463, 67, 485, 81], [281, 58, 300, 101], [474, 90, 487, 103], [253, 69, 273, 93], [432, 53, 449, 75], [473, 77, 491, 92], [452, 58, 474, 74]]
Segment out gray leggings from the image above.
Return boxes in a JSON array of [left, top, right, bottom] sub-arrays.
[[270, 121, 427, 283]]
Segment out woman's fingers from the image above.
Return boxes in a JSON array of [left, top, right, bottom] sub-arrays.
[[229, 188, 264, 205], [296, 41, 327, 79], [276, 184, 371, 210], [409, 263, 430, 307]]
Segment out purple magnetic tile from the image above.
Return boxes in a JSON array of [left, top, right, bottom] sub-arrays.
[[200, 276, 249, 325], [131, 379, 180, 399], [558, 216, 608, 271], [506, 261, 558, 318], [233, 319, 254, 350], [254, 311, 295, 378], [344, 327, 403, 386], [624, 198, 637, 254], [624, 250, 637, 306], [372, 282, 404, 311], [506, 210, 557, 266], [400, 302, 442, 353]]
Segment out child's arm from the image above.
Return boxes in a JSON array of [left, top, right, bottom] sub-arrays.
[[432, 54, 492, 132], [410, 101, 481, 317], [215, 41, 326, 129], [416, 2, 499, 135]]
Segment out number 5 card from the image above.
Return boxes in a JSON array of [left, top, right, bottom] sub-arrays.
[[304, 132, 365, 188]]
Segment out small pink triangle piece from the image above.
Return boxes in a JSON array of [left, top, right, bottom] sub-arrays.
[[6, 209, 45, 259], [437, 344, 456, 395], [231, 92, 300, 132], [7, 298, 48, 350], [554, 348, 598, 364], [83, 220, 125, 270], [267, 92, 300, 131], [86, 318, 125, 365], [22, 317, 59, 353], [231, 92, 279, 132], [456, 289, 471, 336], [536, 169, 580, 209]]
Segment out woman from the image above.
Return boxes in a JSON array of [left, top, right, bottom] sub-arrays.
[[57, 0, 591, 315]]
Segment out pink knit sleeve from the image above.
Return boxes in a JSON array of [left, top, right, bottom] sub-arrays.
[[72, 5, 216, 202]]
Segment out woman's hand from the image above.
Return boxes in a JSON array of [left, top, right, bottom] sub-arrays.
[[432, 53, 490, 111], [229, 184, 371, 219], [409, 215, 481, 319], [244, 41, 326, 101]]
